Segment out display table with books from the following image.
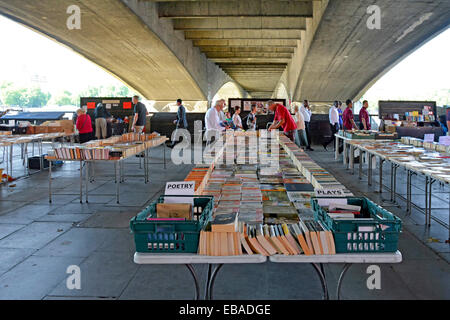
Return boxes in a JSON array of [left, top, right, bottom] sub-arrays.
[[47, 133, 168, 204], [130, 131, 405, 300], [0, 132, 75, 181], [344, 138, 450, 240]]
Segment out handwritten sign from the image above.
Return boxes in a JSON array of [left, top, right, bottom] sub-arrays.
[[164, 181, 195, 204], [315, 189, 345, 197]]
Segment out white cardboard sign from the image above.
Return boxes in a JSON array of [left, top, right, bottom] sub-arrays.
[[164, 181, 195, 204]]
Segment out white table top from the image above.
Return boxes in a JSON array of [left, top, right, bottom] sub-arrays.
[[134, 252, 267, 264], [269, 250, 402, 264], [134, 251, 402, 264]]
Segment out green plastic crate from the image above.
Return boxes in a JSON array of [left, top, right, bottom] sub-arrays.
[[311, 197, 402, 253], [130, 195, 214, 253]]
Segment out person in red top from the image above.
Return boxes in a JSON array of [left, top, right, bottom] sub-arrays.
[[76, 108, 94, 143], [343, 99, 357, 130], [267, 100, 298, 142], [359, 100, 371, 130]]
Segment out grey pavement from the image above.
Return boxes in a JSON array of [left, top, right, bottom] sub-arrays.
[[0, 144, 448, 300]]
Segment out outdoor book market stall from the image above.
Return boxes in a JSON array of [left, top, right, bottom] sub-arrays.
[[130, 130, 403, 300], [46, 132, 168, 204]]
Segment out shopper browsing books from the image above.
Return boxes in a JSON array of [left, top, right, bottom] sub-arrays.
[[359, 100, 371, 130], [300, 100, 314, 150], [343, 99, 358, 130], [267, 100, 298, 142], [131, 95, 148, 133], [232, 106, 243, 130], [205, 100, 229, 142], [168, 98, 188, 148], [293, 104, 309, 149], [322, 101, 340, 151], [94, 103, 111, 139], [247, 105, 257, 131], [75, 108, 93, 144]]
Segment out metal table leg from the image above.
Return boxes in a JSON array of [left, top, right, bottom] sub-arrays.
[[368, 153, 372, 186], [116, 160, 120, 204], [343, 141, 347, 166], [49, 160, 52, 203], [9, 144, 13, 178], [85, 162, 89, 203], [79, 161, 83, 203], [204, 264, 212, 300], [428, 178, 435, 226], [311, 263, 329, 300], [424, 176, 429, 226], [379, 158, 384, 194], [349, 145, 354, 172], [206, 264, 224, 300], [335, 136, 339, 160], [406, 170, 411, 214], [185, 264, 200, 301], [163, 143, 167, 169], [359, 149, 363, 179], [336, 263, 352, 300]]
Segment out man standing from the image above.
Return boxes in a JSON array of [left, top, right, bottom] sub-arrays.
[[94, 103, 111, 139], [205, 100, 228, 142], [300, 100, 313, 151], [131, 95, 147, 133], [169, 98, 188, 148], [246, 105, 257, 131], [293, 104, 308, 149], [267, 100, 298, 142], [343, 99, 358, 130], [359, 100, 371, 130], [323, 101, 340, 151]]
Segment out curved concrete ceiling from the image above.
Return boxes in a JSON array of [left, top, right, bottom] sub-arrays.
[[0, 0, 206, 100], [293, 0, 450, 102]]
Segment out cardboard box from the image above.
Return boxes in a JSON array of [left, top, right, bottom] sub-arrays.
[[34, 126, 49, 134], [156, 203, 192, 219]]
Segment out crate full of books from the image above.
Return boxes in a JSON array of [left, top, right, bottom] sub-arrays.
[[311, 197, 402, 253], [130, 195, 214, 253]]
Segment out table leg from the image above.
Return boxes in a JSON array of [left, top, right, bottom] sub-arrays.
[[336, 263, 352, 300], [85, 162, 89, 203], [428, 179, 434, 226], [207, 263, 224, 300], [393, 164, 398, 203], [359, 150, 363, 179], [116, 161, 120, 204], [368, 154, 372, 186], [335, 136, 339, 160], [349, 145, 354, 172], [311, 263, 329, 300], [343, 141, 347, 166], [163, 143, 167, 169], [379, 158, 384, 194], [49, 160, 52, 203], [184, 264, 200, 301], [9, 144, 13, 178], [204, 264, 212, 300], [79, 161, 83, 203], [406, 170, 411, 214]]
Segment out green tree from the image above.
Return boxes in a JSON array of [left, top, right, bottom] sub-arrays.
[[25, 87, 51, 108], [52, 90, 76, 106], [3, 87, 28, 107]]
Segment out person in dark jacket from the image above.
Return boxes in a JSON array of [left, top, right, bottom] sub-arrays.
[[94, 103, 111, 139], [169, 99, 188, 148]]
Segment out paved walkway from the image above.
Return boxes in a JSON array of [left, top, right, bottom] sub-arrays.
[[0, 145, 448, 299]]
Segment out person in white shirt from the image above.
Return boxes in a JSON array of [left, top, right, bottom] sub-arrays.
[[300, 100, 313, 151], [205, 100, 228, 142], [293, 105, 309, 149], [323, 101, 340, 151], [232, 106, 243, 130]]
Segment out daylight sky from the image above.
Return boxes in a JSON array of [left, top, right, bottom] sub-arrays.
[[0, 15, 449, 101]]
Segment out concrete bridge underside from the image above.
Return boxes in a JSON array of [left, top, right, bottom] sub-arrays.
[[0, 0, 449, 103]]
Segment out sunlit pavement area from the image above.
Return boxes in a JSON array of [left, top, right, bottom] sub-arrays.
[[0, 144, 448, 300]]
